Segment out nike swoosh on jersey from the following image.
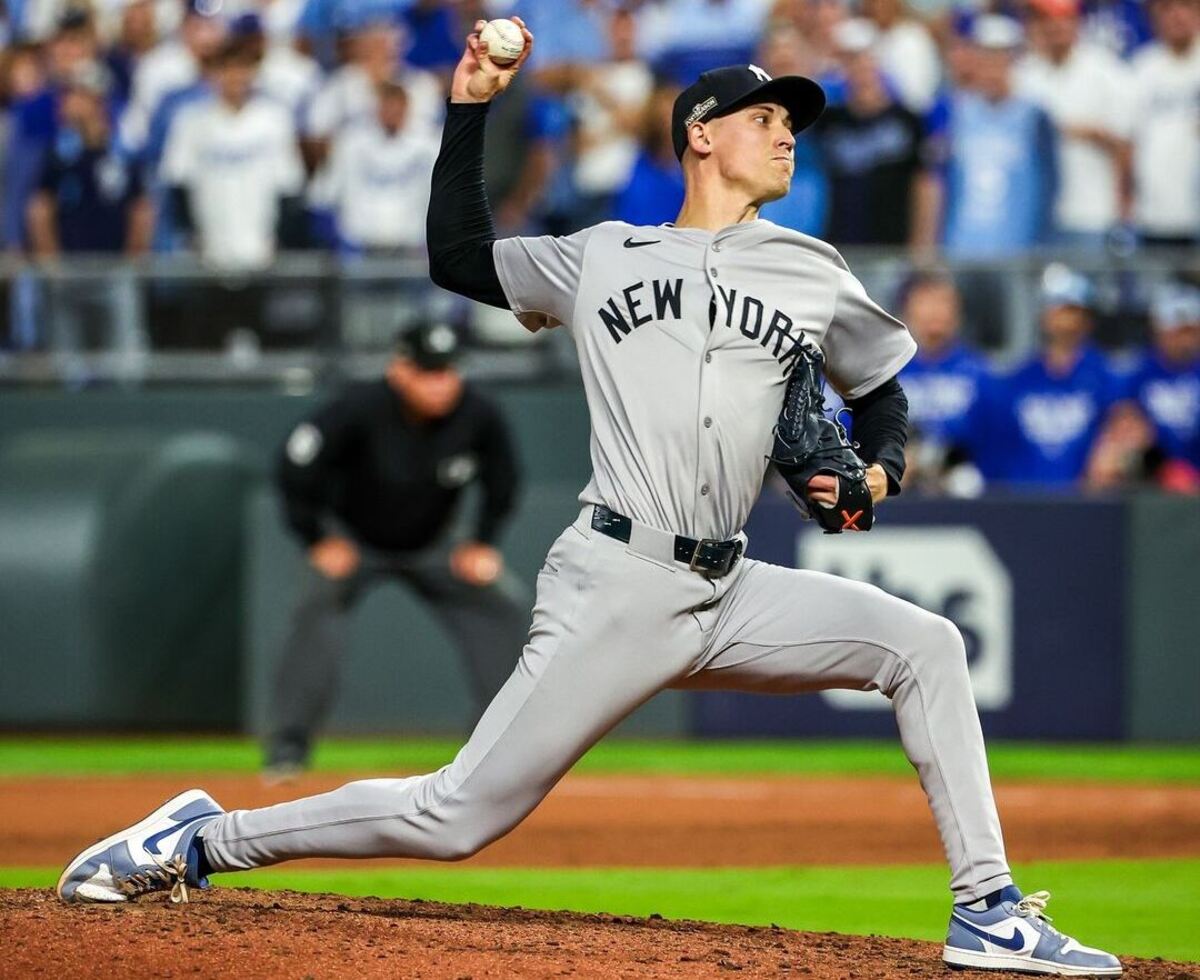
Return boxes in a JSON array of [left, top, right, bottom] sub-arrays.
[[143, 811, 220, 857], [951, 915, 1029, 952], [623, 237, 661, 248]]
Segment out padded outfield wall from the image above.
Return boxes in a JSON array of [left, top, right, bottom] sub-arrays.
[[0, 388, 1195, 740]]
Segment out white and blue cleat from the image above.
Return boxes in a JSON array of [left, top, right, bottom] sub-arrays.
[[57, 788, 223, 904], [943, 886, 1122, 976]]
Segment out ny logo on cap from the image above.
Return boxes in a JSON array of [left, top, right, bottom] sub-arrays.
[[748, 64, 772, 82]]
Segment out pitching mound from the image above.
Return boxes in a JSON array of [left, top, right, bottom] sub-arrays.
[[1, 889, 1195, 980]]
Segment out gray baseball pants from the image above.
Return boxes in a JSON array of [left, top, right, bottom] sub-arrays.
[[266, 545, 529, 767], [205, 508, 1011, 902]]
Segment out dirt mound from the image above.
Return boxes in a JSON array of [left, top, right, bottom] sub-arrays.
[[1, 889, 1194, 980]]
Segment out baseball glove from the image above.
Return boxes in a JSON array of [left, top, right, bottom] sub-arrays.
[[771, 344, 874, 534]]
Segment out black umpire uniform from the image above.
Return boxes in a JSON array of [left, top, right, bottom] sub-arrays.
[[266, 323, 527, 772]]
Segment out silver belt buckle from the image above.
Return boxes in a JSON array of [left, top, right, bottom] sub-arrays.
[[689, 538, 718, 572]]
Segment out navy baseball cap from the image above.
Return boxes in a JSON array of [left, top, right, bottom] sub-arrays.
[[395, 323, 461, 370], [671, 65, 826, 160]]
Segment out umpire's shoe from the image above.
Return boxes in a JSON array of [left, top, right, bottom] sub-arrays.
[[943, 886, 1122, 975], [57, 789, 223, 904]]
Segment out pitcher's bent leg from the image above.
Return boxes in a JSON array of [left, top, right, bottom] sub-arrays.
[[201, 524, 700, 873], [686, 560, 1010, 903]]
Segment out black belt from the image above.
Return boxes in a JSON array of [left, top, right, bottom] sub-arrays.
[[591, 505, 744, 577]]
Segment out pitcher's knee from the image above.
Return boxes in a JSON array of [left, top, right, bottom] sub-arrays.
[[424, 832, 487, 862], [908, 611, 967, 670]]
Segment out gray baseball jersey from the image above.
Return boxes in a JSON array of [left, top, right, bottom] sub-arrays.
[[493, 220, 916, 540], [201, 218, 1011, 906]]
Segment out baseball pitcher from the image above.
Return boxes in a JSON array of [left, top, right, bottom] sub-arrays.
[[58, 18, 1121, 977]]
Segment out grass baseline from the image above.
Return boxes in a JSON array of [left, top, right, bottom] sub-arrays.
[[2, 736, 1199, 782], [2, 859, 1196, 962]]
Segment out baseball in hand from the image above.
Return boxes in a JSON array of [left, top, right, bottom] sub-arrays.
[[479, 18, 525, 65]]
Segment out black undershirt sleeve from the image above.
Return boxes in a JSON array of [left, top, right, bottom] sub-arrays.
[[426, 101, 509, 309], [845, 376, 909, 496]]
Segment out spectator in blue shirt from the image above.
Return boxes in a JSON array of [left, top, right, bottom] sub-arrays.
[[896, 271, 990, 495], [26, 64, 149, 368], [898, 271, 989, 447], [1125, 284, 1200, 466], [753, 18, 829, 236], [614, 82, 684, 227], [638, 0, 770, 86], [28, 66, 150, 255], [2, 42, 54, 250], [974, 265, 1122, 487], [400, 2, 460, 72], [915, 16, 1058, 258], [0, 6, 112, 252]]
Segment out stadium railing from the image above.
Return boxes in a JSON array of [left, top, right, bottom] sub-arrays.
[[0, 248, 1194, 386]]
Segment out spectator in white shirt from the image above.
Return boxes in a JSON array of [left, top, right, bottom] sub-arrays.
[[311, 75, 441, 344], [161, 35, 305, 270], [1129, 0, 1200, 246], [1016, 0, 1134, 247], [313, 77, 437, 253], [303, 19, 442, 172], [227, 12, 321, 120], [568, 7, 654, 228], [861, 0, 941, 112], [119, 0, 226, 155]]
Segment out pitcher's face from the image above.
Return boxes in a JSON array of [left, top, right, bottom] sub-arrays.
[[703, 102, 796, 203]]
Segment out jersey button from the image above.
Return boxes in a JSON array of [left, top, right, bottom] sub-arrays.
[[705, 353, 712, 363], [709, 267, 718, 277], [703, 417, 713, 428], [712, 242, 722, 252], [700, 484, 710, 496]]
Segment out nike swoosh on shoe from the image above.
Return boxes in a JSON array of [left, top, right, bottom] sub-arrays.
[[951, 915, 1029, 952], [143, 811, 221, 857]]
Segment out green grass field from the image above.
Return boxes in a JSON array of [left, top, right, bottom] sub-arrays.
[[4, 737, 1198, 962], [4, 735, 1200, 782]]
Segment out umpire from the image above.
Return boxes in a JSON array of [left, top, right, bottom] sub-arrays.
[[265, 322, 527, 775]]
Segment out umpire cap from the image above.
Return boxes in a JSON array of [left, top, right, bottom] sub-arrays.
[[394, 323, 462, 370], [672, 65, 826, 160]]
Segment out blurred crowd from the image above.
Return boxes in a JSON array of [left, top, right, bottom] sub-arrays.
[[1, 0, 1197, 267], [0, 0, 1198, 494], [894, 264, 1200, 495]]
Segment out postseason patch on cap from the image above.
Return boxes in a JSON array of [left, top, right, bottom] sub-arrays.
[[684, 96, 719, 127]]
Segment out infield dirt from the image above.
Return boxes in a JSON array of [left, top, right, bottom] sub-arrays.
[[4, 772, 1199, 978], [2, 888, 1197, 980], [4, 772, 1200, 868]]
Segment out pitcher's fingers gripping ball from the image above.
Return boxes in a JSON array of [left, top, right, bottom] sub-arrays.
[[478, 19, 526, 65]]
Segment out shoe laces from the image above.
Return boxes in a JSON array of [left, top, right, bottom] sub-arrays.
[[116, 854, 193, 904], [1014, 889, 1068, 942]]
